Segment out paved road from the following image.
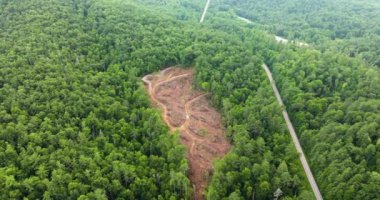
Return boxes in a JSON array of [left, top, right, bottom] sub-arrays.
[[262, 64, 323, 200], [200, 0, 211, 23]]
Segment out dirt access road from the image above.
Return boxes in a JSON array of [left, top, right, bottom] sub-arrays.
[[221, 7, 320, 199], [142, 67, 230, 200], [262, 64, 323, 200], [200, 0, 211, 23]]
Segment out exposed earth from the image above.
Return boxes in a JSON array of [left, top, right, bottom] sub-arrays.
[[142, 67, 230, 200]]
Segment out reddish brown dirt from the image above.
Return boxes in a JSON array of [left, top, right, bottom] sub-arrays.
[[142, 67, 230, 200]]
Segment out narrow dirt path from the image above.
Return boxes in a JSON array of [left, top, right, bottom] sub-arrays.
[[143, 75, 177, 130], [181, 93, 208, 130], [143, 67, 230, 200], [152, 73, 192, 129], [200, 0, 211, 23], [142, 72, 191, 130], [262, 64, 323, 200], [181, 93, 208, 156]]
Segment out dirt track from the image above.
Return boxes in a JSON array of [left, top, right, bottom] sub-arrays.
[[200, 0, 211, 23], [262, 64, 323, 200], [143, 67, 230, 200]]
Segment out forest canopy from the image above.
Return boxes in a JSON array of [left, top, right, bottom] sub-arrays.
[[0, 0, 379, 199], [212, 0, 380, 67]]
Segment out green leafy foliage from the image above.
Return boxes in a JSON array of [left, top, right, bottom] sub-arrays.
[[266, 46, 380, 200], [183, 26, 313, 199], [213, 0, 380, 67], [0, 0, 192, 199], [1, 0, 379, 199]]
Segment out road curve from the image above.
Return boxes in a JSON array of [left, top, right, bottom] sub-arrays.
[[200, 0, 211, 23], [262, 64, 323, 200], [142, 73, 191, 131], [143, 71, 209, 156]]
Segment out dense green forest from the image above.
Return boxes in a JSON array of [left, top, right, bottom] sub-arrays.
[[190, 33, 314, 199], [212, 0, 380, 67], [191, 16, 380, 199], [134, 0, 380, 199], [136, 0, 380, 67], [0, 0, 379, 199], [200, 6, 380, 200], [0, 0, 311, 199], [266, 43, 380, 199], [0, 0, 193, 199]]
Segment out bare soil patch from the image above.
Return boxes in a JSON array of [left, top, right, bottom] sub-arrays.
[[143, 67, 230, 200]]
